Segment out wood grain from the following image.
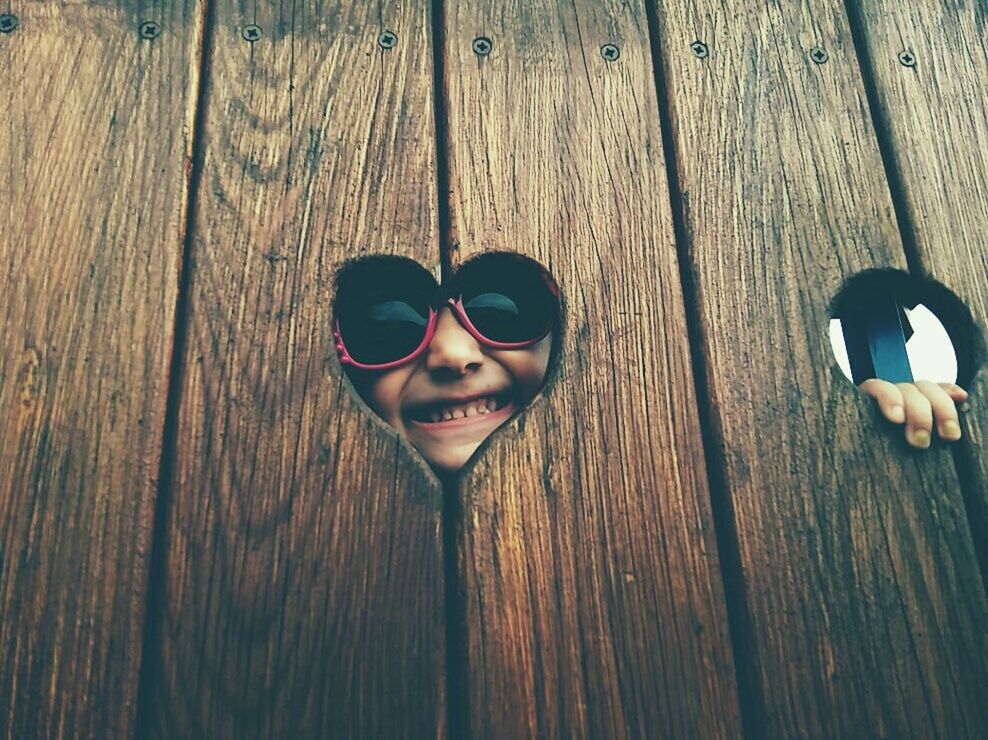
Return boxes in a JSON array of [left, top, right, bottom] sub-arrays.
[[0, 2, 203, 737], [652, 0, 988, 736], [847, 0, 988, 589], [442, 1, 742, 736], [137, 2, 447, 737]]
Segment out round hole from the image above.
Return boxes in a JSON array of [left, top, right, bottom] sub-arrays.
[[830, 304, 958, 384], [828, 268, 982, 388]]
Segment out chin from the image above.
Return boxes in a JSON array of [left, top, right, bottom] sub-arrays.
[[419, 442, 481, 477]]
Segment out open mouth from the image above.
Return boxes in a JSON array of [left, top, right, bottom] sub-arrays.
[[404, 391, 516, 426]]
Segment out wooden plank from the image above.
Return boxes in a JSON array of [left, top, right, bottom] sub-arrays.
[[0, 2, 203, 737], [442, 2, 742, 736], [136, 2, 448, 737], [846, 0, 988, 586], [651, 1, 988, 736]]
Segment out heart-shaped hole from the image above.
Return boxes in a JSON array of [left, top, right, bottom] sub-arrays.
[[333, 252, 561, 476]]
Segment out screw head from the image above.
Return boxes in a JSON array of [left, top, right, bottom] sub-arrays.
[[473, 36, 492, 56], [601, 43, 620, 62], [810, 47, 828, 64], [691, 41, 708, 59], [898, 50, 916, 67], [242, 24, 262, 43], [378, 30, 397, 49], [139, 21, 161, 40], [0, 14, 18, 34]]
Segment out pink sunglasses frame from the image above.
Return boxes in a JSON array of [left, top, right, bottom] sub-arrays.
[[334, 295, 551, 371]]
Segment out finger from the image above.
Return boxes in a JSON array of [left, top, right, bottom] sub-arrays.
[[937, 382, 969, 402], [858, 378, 906, 423], [897, 383, 934, 448], [917, 380, 963, 441]]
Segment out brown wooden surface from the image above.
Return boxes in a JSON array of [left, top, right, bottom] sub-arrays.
[[847, 0, 988, 587], [4, 1, 988, 738], [137, 2, 447, 737], [442, 1, 742, 736], [652, 0, 988, 736], [0, 2, 203, 737]]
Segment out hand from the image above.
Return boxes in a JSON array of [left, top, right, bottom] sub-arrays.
[[858, 379, 968, 449]]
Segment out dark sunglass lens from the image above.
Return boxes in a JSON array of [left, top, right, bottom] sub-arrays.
[[459, 258, 555, 343], [462, 291, 546, 342], [335, 259, 437, 365], [341, 300, 429, 364]]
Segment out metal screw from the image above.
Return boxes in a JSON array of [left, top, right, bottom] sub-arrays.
[[601, 43, 620, 62], [0, 14, 17, 34], [473, 36, 492, 56], [139, 21, 161, 40], [378, 30, 397, 49], [810, 47, 828, 64], [898, 50, 915, 67], [691, 41, 708, 59], [242, 24, 262, 43]]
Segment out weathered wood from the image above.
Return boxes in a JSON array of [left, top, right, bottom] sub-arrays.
[[847, 0, 988, 587], [0, 2, 203, 737], [652, 0, 988, 736], [442, 1, 742, 736], [138, 2, 447, 737]]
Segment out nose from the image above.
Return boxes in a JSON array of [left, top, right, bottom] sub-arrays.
[[425, 306, 484, 375]]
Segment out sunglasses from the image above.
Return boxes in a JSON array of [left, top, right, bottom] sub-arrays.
[[333, 254, 559, 371]]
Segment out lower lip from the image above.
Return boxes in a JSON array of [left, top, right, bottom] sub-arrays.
[[407, 401, 516, 432]]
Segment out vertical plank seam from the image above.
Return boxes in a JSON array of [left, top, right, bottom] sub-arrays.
[[133, 0, 218, 735], [432, 0, 471, 738], [641, 1, 765, 736], [842, 0, 988, 603]]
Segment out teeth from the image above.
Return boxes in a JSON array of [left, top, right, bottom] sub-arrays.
[[422, 395, 505, 423]]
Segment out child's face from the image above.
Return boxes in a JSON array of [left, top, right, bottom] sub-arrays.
[[353, 306, 552, 474]]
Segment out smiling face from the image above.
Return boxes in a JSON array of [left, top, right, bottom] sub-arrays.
[[334, 253, 558, 476], [351, 308, 552, 474]]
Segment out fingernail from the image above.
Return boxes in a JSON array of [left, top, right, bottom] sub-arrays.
[[909, 429, 931, 448], [890, 405, 905, 422], [942, 421, 961, 440]]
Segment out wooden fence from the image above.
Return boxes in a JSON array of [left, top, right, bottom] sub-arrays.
[[1, 1, 986, 737]]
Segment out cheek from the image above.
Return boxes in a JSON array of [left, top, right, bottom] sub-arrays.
[[495, 336, 552, 399], [359, 368, 413, 425]]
